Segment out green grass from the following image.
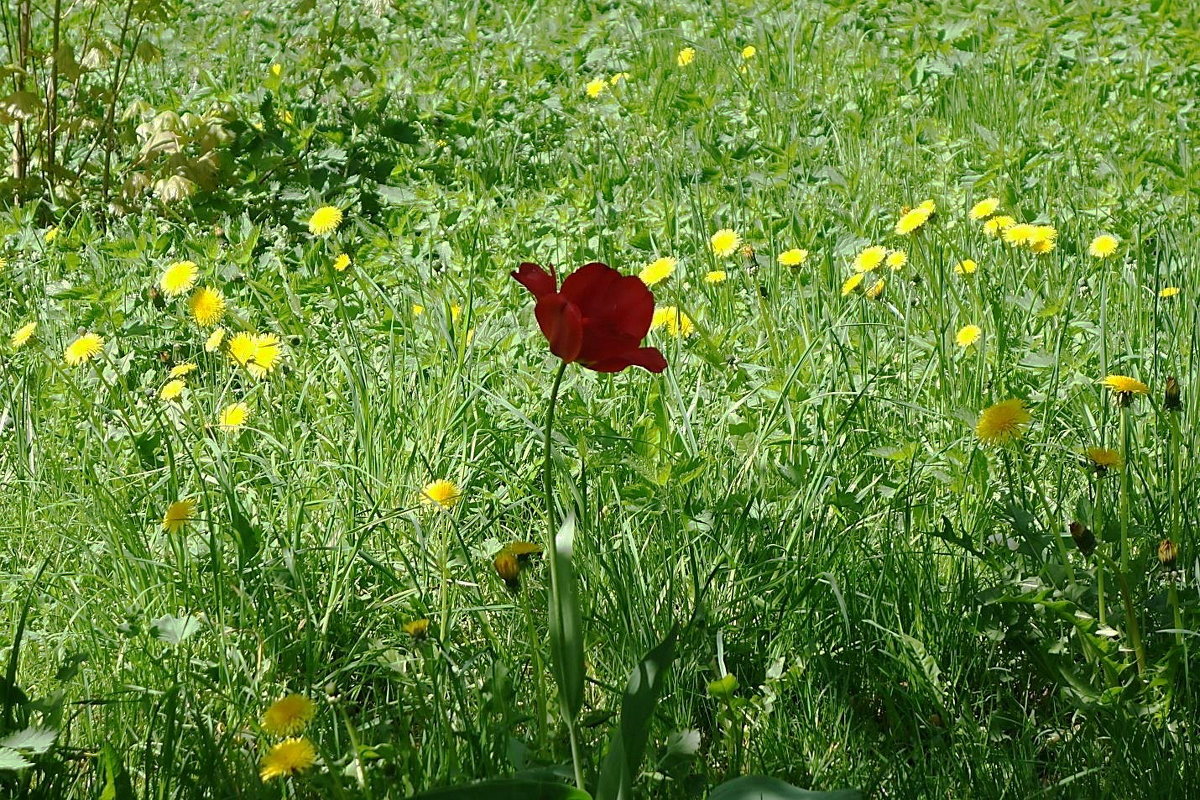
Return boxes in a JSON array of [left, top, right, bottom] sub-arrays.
[[2, 0, 1200, 797]]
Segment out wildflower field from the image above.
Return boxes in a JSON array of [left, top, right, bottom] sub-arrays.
[[3, 0, 1200, 797]]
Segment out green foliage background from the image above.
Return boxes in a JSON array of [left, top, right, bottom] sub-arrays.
[[2, 0, 1199, 796]]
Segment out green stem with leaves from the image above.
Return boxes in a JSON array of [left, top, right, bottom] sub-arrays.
[[542, 360, 584, 789]]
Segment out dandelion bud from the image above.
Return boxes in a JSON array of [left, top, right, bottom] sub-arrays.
[[402, 618, 430, 640], [1165, 377, 1181, 411], [1069, 521, 1095, 557], [1158, 538, 1178, 570], [493, 552, 521, 589]]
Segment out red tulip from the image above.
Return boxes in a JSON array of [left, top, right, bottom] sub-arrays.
[[512, 261, 667, 374]]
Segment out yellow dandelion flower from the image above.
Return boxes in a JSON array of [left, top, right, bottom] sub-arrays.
[[162, 498, 197, 534], [853, 245, 887, 273], [271, 63, 282, 77], [228, 333, 257, 371], [160, 379, 186, 402], [1028, 226, 1057, 253], [170, 362, 197, 378], [954, 259, 978, 275], [1089, 234, 1119, 259], [895, 205, 933, 235], [639, 256, 677, 286], [778, 248, 808, 267], [189, 287, 225, 327], [333, 253, 351, 272], [10, 321, 36, 349], [741, 45, 757, 59], [250, 334, 281, 378], [841, 272, 865, 296], [609, 72, 631, 86], [677, 47, 695, 66], [44, 226, 59, 243], [975, 399, 1031, 445], [865, 279, 885, 300], [259, 738, 316, 782], [307, 206, 343, 236], [984, 215, 1012, 235], [422, 479, 460, 509], [450, 304, 462, 323], [205, 327, 226, 352], [1031, 225, 1057, 241], [586, 78, 607, 98], [160, 261, 199, 297], [886, 250, 908, 270], [704, 270, 727, 284], [969, 198, 1000, 220], [64, 332, 103, 365], [261, 694, 316, 738], [1101, 375, 1149, 398], [229, 333, 282, 379], [710, 229, 741, 257], [955, 324, 982, 348], [983, 215, 1016, 236], [1085, 447, 1123, 472], [1003, 223, 1038, 246], [403, 618, 430, 639], [1159, 286, 1180, 298], [412, 304, 425, 316], [651, 306, 695, 337], [219, 402, 250, 430]]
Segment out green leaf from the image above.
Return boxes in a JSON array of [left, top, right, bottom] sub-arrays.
[[548, 513, 585, 722], [0, 747, 31, 771], [151, 614, 201, 646], [0, 726, 56, 754], [708, 776, 863, 800], [99, 744, 136, 800], [594, 626, 679, 800], [405, 778, 590, 800], [226, 487, 261, 568]]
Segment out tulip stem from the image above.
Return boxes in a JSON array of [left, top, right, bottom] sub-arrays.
[[543, 361, 568, 530], [542, 360, 585, 789]]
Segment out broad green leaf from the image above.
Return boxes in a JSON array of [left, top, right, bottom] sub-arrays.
[[100, 744, 135, 800], [406, 778, 590, 800], [0, 747, 31, 771], [594, 626, 679, 800], [151, 614, 201, 646], [708, 776, 863, 800], [548, 513, 584, 722], [0, 726, 56, 754]]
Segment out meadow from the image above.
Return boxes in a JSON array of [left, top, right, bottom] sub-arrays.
[[2, 0, 1199, 797]]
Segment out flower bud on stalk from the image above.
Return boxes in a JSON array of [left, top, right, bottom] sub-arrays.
[[1165, 377, 1181, 411], [1158, 538, 1178, 571]]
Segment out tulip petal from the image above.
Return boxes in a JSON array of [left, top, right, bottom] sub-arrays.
[[512, 262, 557, 299], [589, 347, 668, 374], [534, 294, 583, 362], [559, 262, 622, 307], [561, 263, 655, 339], [625, 347, 668, 373]]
